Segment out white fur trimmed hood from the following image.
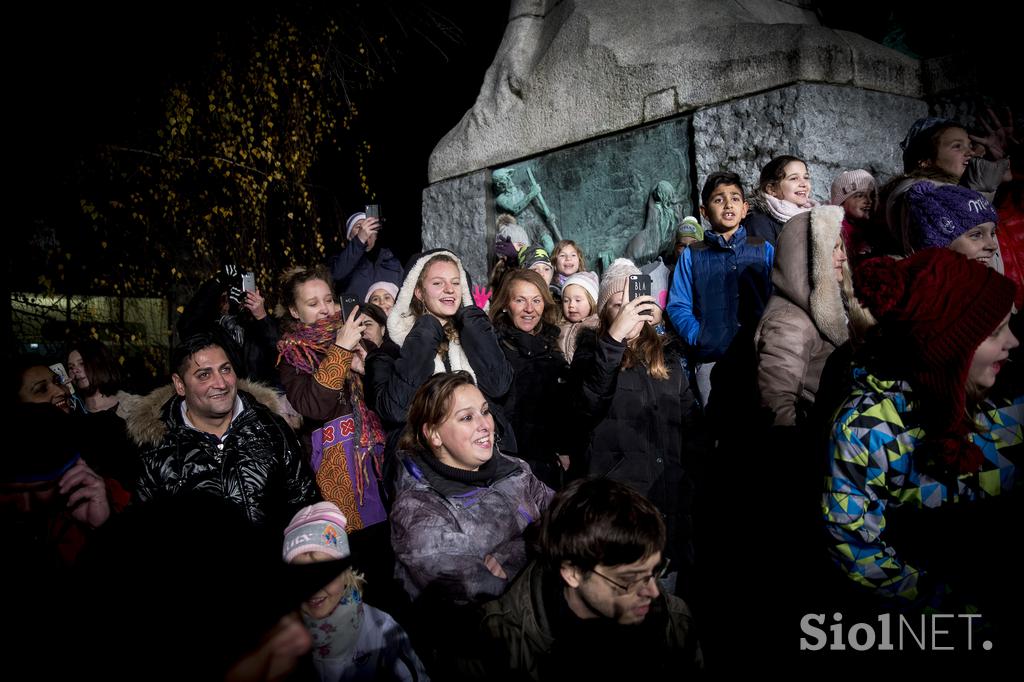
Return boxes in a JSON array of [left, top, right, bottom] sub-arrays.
[[386, 249, 474, 348], [772, 205, 849, 346]]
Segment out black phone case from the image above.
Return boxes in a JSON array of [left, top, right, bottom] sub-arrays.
[[341, 295, 359, 319], [628, 274, 652, 301]]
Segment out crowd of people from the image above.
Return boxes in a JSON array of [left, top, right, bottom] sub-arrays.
[[6, 113, 1023, 678]]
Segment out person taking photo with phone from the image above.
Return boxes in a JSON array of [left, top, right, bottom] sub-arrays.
[[567, 258, 707, 598], [4, 396, 129, 673], [328, 208, 404, 302], [177, 264, 281, 385], [275, 265, 389, 535]]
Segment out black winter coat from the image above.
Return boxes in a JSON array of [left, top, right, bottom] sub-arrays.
[[743, 209, 784, 247], [327, 239, 403, 301], [495, 320, 570, 489], [365, 305, 516, 493], [130, 386, 319, 531], [568, 328, 706, 572]]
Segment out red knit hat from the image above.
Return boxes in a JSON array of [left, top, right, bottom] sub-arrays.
[[854, 248, 1016, 475]]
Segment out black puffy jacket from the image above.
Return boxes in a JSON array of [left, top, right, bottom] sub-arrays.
[[127, 382, 319, 530]]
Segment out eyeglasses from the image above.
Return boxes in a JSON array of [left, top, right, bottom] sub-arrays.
[[590, 558, 671, 594]]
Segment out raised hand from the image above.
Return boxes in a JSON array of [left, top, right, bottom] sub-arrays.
[[334, 304, 367, 352], [228, 284, 245, 306], [608, 294, 657, 343], [216, 264, 239, 287], [969, 106, 1017, 160], [355, 217, 381, 249], [243, 288, 267, 320], [472, 284, 493, 309], [494, 235, 518, 260]]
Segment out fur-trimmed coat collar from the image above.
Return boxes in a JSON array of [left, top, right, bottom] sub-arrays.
[[748, 191, 773, 217], [771, 205, 849, 346], [122, 379, 298, 448]]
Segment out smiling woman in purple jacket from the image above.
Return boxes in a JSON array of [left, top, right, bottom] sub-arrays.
[[390, 370, 552, 608]]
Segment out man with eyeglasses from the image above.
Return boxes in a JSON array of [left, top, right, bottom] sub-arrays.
[[469, 477, 702, 679]]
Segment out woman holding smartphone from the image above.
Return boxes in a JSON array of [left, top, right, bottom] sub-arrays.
[[276, 264, 387, 531], [567, 258, 706, 589]]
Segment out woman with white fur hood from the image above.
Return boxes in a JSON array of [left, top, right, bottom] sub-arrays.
[[754, 205, 870, 428], [365, 249, 515, 487]]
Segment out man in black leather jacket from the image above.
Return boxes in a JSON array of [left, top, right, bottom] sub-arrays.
[[129, 331, 319, 531]]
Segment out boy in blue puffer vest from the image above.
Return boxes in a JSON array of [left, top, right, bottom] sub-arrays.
[[667, 171, 774, 409]]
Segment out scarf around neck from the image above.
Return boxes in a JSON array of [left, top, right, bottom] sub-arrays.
[[277, 313, 386, 472], [763, 193, 816, 224]]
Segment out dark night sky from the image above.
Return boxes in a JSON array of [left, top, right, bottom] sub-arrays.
[[12, 2, 510, 268], [10, 1, 1016, 272]]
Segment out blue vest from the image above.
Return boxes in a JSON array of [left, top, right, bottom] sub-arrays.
[[688, 227, 771, 362]]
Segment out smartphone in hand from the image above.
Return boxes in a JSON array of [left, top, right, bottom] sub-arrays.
[[628, 274, 652, 301], [340, 295, 359, 320], [241, 272, 256, 294], [628, 274, 654, 316], [364, 204, 380, 220]]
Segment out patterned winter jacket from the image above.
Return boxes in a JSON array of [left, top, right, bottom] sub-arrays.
[[128, 381, 320, 530], [391, 450, 552, 606], [824, 368, 1023, 605]]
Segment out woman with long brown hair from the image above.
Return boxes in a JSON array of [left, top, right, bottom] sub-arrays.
[[567, 258, 705, 587]]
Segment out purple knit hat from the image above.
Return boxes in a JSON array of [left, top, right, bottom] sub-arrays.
[[905, 182, 998, 251]]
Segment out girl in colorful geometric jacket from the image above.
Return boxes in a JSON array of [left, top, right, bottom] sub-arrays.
[[824, 248, 1020, 615]]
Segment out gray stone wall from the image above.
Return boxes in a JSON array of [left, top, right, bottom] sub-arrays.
[[420, 170, 491, 288], [420, 1, 1003, 297], [693, 83, 927, 205], [422, 83, 930, 285], [429, 0, 921, 183]]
